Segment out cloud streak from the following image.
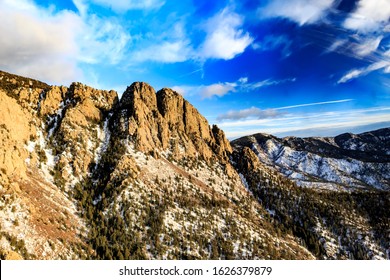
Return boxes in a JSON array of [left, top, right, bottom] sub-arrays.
[[216, 99, 353, 121], [275, 99, 354, 110]]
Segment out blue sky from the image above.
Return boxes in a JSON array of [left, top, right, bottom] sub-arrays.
[[0, 0, 389, 138]]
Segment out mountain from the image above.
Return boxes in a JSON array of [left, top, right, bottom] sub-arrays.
[[0, 70, 388, 260], [232, 130, 390, 191]]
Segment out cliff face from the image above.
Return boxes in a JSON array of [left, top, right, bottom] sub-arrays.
[[0, 70, 388, 260], [117, 82, 231, 163], [0, 70, 314, 260]]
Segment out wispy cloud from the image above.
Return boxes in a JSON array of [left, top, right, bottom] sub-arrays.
[[127, 21, 194, 64], [131, 39, 193, 63], [252, 35, 293, 58], [199, 8, 253, 60], [77, 15, 131, 65], [354, 36, 383, 57], [258, 0, 336, 25], [247, 77, 297, 89], [338, 61, 390, 84]]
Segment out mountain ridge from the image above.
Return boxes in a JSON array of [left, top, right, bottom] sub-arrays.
[[0, 70, 388, 260], [232, 129, 390, 191]]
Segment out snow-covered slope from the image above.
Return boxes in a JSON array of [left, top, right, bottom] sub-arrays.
[[232, 130, 390, 191]]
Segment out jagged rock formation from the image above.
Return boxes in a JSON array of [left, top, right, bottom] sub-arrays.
[[118, 82, 231, 166], [0, 70, 388, 260]]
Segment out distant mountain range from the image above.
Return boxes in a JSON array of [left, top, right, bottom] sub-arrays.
[[0, 70, 388, 260], [232, 129, 390, 191]]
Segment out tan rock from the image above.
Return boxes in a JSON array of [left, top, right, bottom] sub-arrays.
[[0, 90, 31, 179], [1, 250, 23, 260], [118, 83, 233, 166]]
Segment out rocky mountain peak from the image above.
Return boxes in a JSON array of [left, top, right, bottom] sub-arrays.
[[120, 82, 156, 112], [116, 82, 232, 165], [1, 70, 388, 261]]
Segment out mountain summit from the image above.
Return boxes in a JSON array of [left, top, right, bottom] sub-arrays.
[[0, 70, 388, 260]]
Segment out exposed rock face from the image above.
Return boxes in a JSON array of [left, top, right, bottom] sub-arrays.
[[118, 83, 231, 163], [0, 70, 315, 260], [0, 70, 388, 261], [0, 92, 30, 179], [0, 250, 23, 260]]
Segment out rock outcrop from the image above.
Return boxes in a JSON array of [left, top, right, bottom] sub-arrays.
[[1, 70, 388, 261], [118, 82, 231, 163]]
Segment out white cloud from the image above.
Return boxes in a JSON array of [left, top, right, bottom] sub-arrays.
[[199, 83, 236, 99], [343, 0, 390, 33], [199, 8, 253, 60], [89, 0, 165, 12], [259, 0, 335, 25], [171, 86, 188, 95], [338, 61, 390, 83], [0, 0, 131, 85], [217, 107, 282, 121], [0, 0, 82, 84]]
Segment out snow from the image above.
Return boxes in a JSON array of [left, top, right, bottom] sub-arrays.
[[258, 138, 389, 191], [47, 101, 65, 138], [239, 173, 251, 192], [93, 113, 112, 167], [266, 209, 275, 216]]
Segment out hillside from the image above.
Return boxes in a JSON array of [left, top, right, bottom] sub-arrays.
[[0, 70, 388, 260]]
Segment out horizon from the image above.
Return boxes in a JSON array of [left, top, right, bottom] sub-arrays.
[[0, 0, 389, 138]]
